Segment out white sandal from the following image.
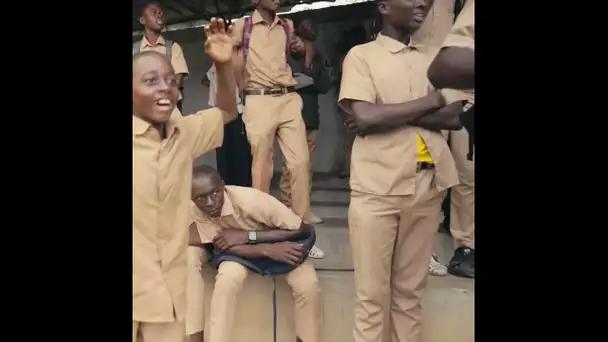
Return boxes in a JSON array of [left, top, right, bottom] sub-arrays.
[[308, 245, 325, 259]]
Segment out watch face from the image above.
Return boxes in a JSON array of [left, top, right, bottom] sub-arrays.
[[248, 231, 256, 240]]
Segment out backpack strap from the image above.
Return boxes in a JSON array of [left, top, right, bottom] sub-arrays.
[[165, 40, 173, 59], [243, 16, 290, 66], [278, 18, 291, 60], [132, 39, 173, 58], [132, 40, 141, 56], [242, 17, 253, 66]]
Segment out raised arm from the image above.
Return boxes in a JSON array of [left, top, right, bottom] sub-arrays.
[[205, 18, 238, 124]]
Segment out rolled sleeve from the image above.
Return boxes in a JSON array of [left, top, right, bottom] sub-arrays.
[[181, 108, 225, 158], [338, 47, 377, 114]]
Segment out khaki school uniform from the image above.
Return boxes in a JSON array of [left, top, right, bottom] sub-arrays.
[[133, 108, 224, 342], [443, 0, 475, 249], [230, 10, 311, 220], [188, 185, 322, 342], [137, 35, 189, 102], [338, 34, 459, 342]]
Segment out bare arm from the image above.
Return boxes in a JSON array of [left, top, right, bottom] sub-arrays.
[[255, 222, 311, 243], [428, 47, 474, 90], [224, 244, 270, 259], [213, 222, 311, 250], [346, 93, 445, 134], [215, 62, 237, 124], [428, 0, 475, 90], [409, 100, 466, 131], [205, 18, 238, 124]]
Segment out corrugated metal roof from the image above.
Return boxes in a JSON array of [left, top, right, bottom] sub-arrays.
[[133, 0, 341, 31]]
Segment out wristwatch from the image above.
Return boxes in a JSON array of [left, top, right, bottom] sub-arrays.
[[248, 231, 257, 244]]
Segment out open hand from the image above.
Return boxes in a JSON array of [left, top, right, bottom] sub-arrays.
[[204, 18, 234, 64], [264, 242, 306, 265], [213, 228, 248, 252]]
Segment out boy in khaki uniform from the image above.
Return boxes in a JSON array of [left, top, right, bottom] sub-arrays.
[[338, 1, 465, 341], [136, 1, 189, 111], [132, 19, 237, 342], [187, 165, 322, 342], [429, 0, 475, 278], [229, 0, 311, 223]]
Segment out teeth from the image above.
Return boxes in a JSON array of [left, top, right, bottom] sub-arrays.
[[157, 99, 171, 105]]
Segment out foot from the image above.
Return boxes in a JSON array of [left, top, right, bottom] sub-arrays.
[[428, 254, 448, 276], [308, 245, 325, 259], [448, 246, 475, 278], [306, 211, 324, 224]]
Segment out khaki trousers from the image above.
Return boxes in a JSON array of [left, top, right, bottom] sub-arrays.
[[349, 170, 447, 342], [208, 259, 322, 342], [243, 92, 311, 219], [132, 321, 184, 342], [186, 246, 209, 336], [279, 129, 317, 207], [449, 128, 475, 249]]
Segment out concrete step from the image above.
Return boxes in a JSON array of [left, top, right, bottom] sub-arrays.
[[311, 189, 350, 204], [269, 188, 350, 206]]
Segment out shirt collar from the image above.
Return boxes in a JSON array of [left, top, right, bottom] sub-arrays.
[[220, 191, 235, 217], [375, 33, 424, 53], [251, 9, 280, 26], [141, 35, 166, 48], [132, 111, 180, 138]]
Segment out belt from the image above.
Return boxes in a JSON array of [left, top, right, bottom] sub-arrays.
[[244, 87, 296, 96], [417, 162, 435, 172]]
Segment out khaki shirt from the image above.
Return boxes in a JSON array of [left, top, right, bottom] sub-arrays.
[[133, 109, 224, 323], [231, 10, 297, 88], [442, 0, 474, 50], [191, 186, 302, 243], [338, 34, 459, 196], [138, 35, 190, 76], [442, 0, 475, 103]]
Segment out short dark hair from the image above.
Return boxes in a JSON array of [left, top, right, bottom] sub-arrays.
[[193, 164, 223, 186], [293, 16, 312, 28], [135, 0, 161, 17]]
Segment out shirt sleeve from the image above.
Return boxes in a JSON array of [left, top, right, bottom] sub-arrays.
[[192, 217, 221, 244], [181, 108, 225, 158], [230, 18, 245, 48], [442, 0, 475, 49], [242, 190, 302, 230], [170, 42, 189, 75], [337, 47, 377, 114]]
